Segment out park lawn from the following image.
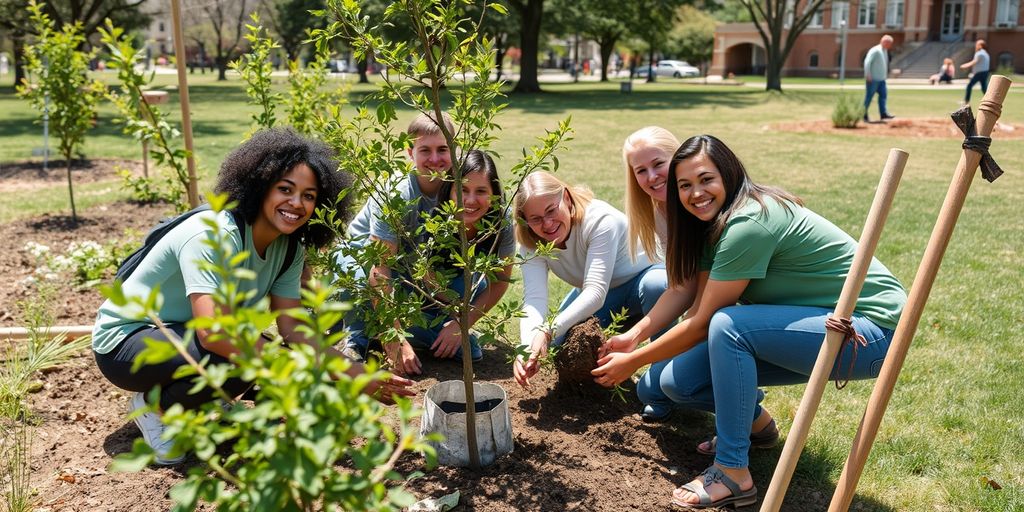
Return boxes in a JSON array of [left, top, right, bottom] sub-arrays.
[[2, 72, 1023, 511]]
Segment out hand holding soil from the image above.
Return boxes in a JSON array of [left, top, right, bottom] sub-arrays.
[[553, 317, 605, 384]]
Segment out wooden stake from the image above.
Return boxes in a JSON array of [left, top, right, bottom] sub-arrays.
[[759, 148, 908, 512], [170, 0, 199, 207], [828, 75, 1011, 511]]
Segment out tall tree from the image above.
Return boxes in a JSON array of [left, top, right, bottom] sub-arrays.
[[508, 0, 543, 93], [466, 0, 518, 81], [183, 0, 251, 81], [743, 0, 827, 91], [666, 4, 716, 72], [549, 0, 634, 82], [260, 0, 325, 61], [627, 0, 683, 83], [0, 0, 148, 90]]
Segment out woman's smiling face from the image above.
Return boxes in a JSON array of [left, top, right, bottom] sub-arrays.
[[674, 153, 725, 222], [628, 143, 672, 204], [521, 189, 571, 246], [456, 171, 493, 226]]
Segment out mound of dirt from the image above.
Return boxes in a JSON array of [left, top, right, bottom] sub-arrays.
[[554, 317, 605, 383], [771, 117, 1023, 139]]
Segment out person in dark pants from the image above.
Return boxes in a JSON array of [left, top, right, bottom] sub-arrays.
[[862, 35, 896, 123], [92, 129, 413, 465], [961, 39, 991, 104]]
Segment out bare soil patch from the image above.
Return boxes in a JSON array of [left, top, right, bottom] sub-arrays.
[[5, 209, 859, 512], [772, 117, 1024, 139], [0, 158, 143, 193], [554, 317, 605, 384], [0, 201, 172, 327]]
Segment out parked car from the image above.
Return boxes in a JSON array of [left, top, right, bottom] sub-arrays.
[[655, 60, 700, 78]]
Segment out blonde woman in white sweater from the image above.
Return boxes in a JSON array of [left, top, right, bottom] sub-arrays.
[[512, 172, 669, 388]]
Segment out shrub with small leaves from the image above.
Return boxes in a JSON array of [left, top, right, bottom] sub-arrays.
[[832, 94, 866, 128], [105, 194, 434, 511]]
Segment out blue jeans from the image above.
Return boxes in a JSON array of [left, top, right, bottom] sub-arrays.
[[863, 79, 888, 117], [552, 264, 671, 348], [637, 305, 894, 468], [965, 71, 990, 102], [333, 252, 483, 361]]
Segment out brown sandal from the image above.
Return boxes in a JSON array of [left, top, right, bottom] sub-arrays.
[[671, 465, 758, 509], [696, 418, 779, 456]]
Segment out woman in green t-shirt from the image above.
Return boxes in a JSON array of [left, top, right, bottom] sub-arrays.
[[92, 129, 414, 465], [592, 134, 906, 509]]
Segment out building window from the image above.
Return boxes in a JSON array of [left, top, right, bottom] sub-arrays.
[[995, 0, 1019, 24], [832, 1, 850, 28], [784, 0, 796, 28], [807, 1, 824, 27], [885, 0, 904, 26], [810, 51, 820, 68], [858, 0, 877, 27]]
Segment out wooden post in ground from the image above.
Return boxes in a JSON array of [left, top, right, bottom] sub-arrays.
[[828, 75, 1011, 511], [169, 0, 199, 207], [760, 148, 909, 512]]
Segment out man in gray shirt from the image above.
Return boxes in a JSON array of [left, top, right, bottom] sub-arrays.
[[863, 34, 895, 123], [960, 39, 991, 104]]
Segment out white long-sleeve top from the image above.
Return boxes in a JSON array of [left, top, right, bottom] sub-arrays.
[[519, 200, 654, 346]]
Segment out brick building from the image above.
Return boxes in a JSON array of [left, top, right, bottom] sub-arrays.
[[710, 0, 1022, 78]]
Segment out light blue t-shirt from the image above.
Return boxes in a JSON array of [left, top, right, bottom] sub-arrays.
[[973, 49, 990, 73], [92, 210, 304, 354], [863, 44, 889, 81], [345, 173, 439, 251]]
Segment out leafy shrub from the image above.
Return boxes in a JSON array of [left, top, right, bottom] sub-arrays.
[[22, 237, 136, 287], [107, 194, 433, 511], [832, 94, 866, 128]]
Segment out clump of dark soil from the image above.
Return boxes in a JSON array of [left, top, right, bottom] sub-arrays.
[[554, 317, 605, 383]]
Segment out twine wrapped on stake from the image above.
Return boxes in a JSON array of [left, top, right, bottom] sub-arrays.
[[828, 75, 1012, 512], [759, 148, 908, 512]]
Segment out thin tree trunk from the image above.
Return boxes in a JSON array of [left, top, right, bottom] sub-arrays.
[[494, 34, 505, 82], [217, 55, 228, 81], [65, 156, 77, 223], [13, 34, 27, 86], [357, 58, 369, 83], [598, 39, 615, 82], [646, 45, 656, 83]]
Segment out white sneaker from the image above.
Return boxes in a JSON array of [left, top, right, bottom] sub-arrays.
[[129, 392, 185, 465]]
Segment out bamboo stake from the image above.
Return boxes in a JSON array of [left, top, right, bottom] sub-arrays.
[[0, 326, 93, 341], [760, 148, 908, 512], [829, 75, 1011, 511], [169, 0, 199, 207]]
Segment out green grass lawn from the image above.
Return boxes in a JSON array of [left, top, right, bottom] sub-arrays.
[[1, 71, 1022, 511]]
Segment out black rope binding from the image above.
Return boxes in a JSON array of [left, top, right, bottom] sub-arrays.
[[950, 106, 1004, 183]]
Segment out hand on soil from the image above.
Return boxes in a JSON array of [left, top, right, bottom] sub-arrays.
[[368, 374, 417, 404], [591, 352, 636, 388], [386, 340, 422, 376], [598, 333, 639, 358], [430, 320, 462, 359]]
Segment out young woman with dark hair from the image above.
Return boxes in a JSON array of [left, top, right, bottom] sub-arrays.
[[92, 128, 414, 465], [404, 149, 515, 363], [592, 135, 906, 509]]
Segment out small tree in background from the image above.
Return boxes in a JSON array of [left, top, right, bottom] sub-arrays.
[[17, 0, 105, 224]]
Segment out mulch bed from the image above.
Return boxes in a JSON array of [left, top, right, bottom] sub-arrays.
[[772, 117, 1023, 139]]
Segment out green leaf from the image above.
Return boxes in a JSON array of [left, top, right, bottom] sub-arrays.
[[109, 439, 155, 472]]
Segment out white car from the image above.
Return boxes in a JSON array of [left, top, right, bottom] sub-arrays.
[[655, 60, 700, 78]]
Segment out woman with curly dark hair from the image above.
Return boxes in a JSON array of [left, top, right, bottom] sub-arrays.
[[92, 128, 413, 465]]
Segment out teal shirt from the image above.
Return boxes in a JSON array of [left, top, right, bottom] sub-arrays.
[[703, 198, 906, 329], [92, 210, 305, 354]]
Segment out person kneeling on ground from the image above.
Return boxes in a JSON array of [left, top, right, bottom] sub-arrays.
[[92, 128, 414, 465]]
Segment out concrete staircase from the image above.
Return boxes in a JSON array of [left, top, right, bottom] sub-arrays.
[[891, 41, 974, 78]]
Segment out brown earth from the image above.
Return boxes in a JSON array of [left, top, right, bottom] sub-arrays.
[[4, 204, 887, 511], [0, 158, 144, 193], [554, 317, 605, 384], [772, 117, 1024, 139]]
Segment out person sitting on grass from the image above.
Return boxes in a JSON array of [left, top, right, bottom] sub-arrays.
[[92, 128, 415, 466], [591, 134, 906, 510], [403, 149, 515, 362], [929, 58, 955, 85], [621, 126, 697, 421], [512, 171, 670, 389]]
